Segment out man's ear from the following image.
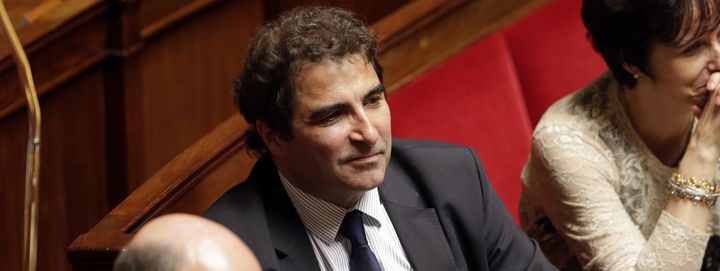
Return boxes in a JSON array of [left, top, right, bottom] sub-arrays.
[[256, 120, 286, 156]]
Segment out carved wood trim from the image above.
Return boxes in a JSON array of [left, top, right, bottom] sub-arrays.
[[139, 0, 222, 40], [378, 0, 549, 93], [0, 1, 107, 121], [374, 0, 467, 52]]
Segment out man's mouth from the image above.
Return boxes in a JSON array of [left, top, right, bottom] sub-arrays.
[[344, 152, 383, 164]]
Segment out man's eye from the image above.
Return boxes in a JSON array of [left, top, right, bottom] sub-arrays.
[[318, 112, 341, 124], [365, 96, 382, 107]]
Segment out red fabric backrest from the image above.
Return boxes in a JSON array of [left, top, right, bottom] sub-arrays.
[[389, 34, 531, 222], [389, 0, 609, 223], [503, 0, 607, 125]]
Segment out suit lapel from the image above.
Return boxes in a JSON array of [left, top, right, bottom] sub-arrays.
[[379, 163, 458, 271], [255, 154, 458, 271], [256, 157, 320, 271]]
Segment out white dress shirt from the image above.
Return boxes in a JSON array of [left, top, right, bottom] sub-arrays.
[[279, 171, 413, 271]]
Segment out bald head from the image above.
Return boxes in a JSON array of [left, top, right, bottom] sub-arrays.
[[114, 213, 261, 271]]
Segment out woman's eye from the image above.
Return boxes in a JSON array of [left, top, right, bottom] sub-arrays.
[[682, 43, 704, 55]]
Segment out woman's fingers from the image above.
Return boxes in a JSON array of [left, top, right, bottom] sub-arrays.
[[708, 72, 720, 91], [702, 76, 720, 119], [696, 76, 720, 121], [692, 105, 703, 117], [706, 81, 720, 113], [707, 72, 720, 105]]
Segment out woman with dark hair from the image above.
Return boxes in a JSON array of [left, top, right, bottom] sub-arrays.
[[520, 0, 720, 270]]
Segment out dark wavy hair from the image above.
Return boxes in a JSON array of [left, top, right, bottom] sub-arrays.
[[582, 0, 720, 87], [234, 6, 382, 153]]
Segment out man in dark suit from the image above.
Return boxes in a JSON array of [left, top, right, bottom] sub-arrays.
[[205, 6, 555, 271]]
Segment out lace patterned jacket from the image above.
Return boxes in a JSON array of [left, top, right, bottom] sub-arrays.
[[520, 73, 719, 270]]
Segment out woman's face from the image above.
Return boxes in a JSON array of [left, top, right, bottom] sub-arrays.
[[644, 27, 720, 113]]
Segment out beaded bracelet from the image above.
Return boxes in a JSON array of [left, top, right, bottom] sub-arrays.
[[668, 172, 720, 207]]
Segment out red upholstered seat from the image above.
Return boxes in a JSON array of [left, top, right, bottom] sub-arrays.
[[503, 0, 607, 125], [389, 0, 607, 223], [389, 34, 531, 222]]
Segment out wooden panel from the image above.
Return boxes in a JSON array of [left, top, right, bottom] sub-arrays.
[[0, 2, 110, 271], [1, 69, 107, 271], [0, 102, 28, 271], [138, 0, 196, 32], [0, 0, 266, 270], [103, 0, 144, 210], [262, 0, 410, 23], [374, 0, 466, 51], [378, 0, 549, 93], [0, 1, 107, 121], [4, 0, 54, 24], [131, 0, 261, 190], [138, 0, 222, 39], [0, 0, 104, 70]]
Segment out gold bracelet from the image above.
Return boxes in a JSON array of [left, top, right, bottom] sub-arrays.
[[668, 172, 720, 207], [670, 172, 719, 193]]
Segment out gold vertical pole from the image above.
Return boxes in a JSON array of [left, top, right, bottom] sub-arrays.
[[0, 1, 42, 271]]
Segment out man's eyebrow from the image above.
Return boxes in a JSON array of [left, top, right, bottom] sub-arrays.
[[364, 85, 385, 100], [306, 84, 385, 122], [308, 103, 348, 121]]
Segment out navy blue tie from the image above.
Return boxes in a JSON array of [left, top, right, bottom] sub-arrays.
[[338, 210, 382, 271]]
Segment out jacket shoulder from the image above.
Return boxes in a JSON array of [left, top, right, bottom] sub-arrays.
[[392, 138, 469, 151]]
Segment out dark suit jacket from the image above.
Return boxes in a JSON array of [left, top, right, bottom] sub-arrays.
[[205, 139, 556, 270]]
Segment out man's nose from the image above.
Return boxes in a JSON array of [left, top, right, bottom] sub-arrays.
[[349, 113, 379, 145]]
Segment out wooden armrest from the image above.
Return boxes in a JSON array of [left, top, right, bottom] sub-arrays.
[[68, 113, 255, 264]]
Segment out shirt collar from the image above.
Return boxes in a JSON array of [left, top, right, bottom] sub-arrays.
[[278, 170, 384, 244]]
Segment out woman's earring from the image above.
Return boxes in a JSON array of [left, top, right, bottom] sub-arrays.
[[632, 73, 639, 79]]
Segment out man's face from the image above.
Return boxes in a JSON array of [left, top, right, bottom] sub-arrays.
[[267, 53, 391, 208]]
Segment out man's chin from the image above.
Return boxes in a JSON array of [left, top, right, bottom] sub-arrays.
[[348, 172, 385, 191]]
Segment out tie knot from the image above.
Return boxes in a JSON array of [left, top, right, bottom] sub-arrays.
[[339, 210, 367, 246]]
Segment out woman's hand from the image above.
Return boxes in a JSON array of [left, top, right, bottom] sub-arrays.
[[692, 72, 720, 117], [682, 72, 720, 182]]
